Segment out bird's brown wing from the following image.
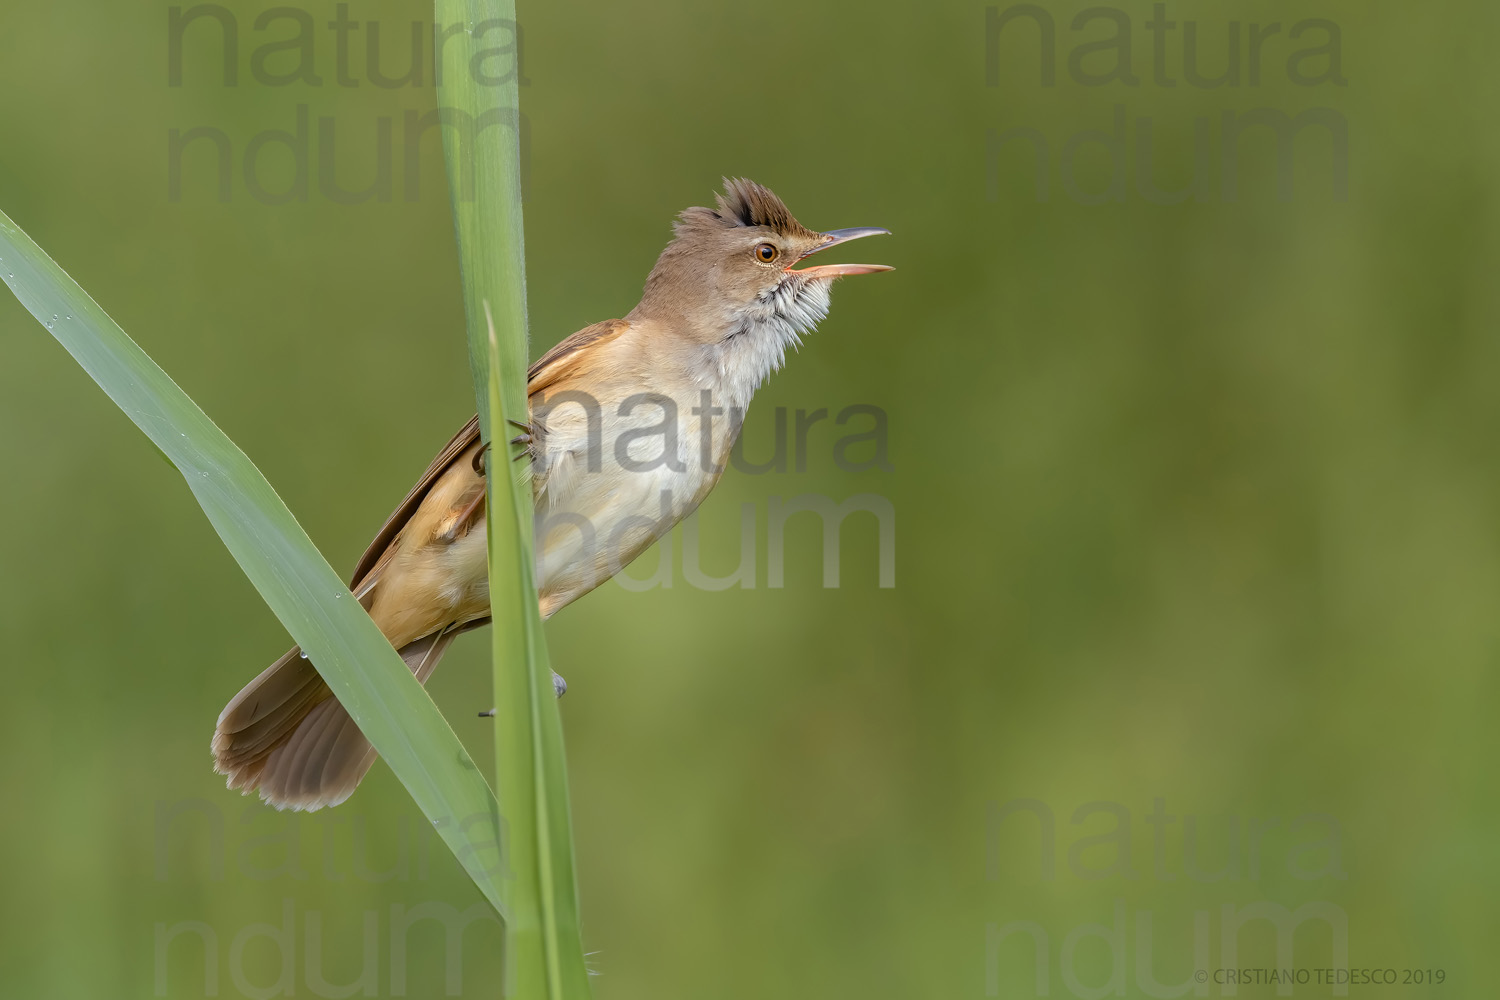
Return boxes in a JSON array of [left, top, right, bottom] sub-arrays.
[[349, 414, 479, 592], [217, 320, 634, 810], [348, 318, 629, 593], [526, 318, 629, 396]]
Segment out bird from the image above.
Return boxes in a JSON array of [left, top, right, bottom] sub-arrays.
[[212, 178, 892, 810]]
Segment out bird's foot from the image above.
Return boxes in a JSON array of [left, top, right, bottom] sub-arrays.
[[507, 419, 536, 461], [477, 671, 567, 717]]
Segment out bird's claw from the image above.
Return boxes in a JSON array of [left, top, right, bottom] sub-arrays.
[[478, 672, 567, 716], [511, 419, 538, 461]]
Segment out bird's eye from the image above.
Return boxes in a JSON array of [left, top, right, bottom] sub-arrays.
[[755, 243, 779, 263]]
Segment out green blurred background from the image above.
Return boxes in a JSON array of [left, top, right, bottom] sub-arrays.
[[1, 1, 1495, 997]]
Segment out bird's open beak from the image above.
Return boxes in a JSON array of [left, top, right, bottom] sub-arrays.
[[788, 227, 893, 278]]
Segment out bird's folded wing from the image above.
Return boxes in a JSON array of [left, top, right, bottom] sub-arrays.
[[346, 318, 630, 594], [349, 414, 480, 592]]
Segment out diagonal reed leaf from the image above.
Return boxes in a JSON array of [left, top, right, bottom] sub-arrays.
[[3, 0, 592, 988], [0, 209, 510, 919]]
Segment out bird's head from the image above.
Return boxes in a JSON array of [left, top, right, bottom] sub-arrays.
[[634, 178, 891, 340]]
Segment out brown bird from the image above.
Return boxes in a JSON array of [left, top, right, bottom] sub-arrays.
[[212, 178, 892, 810]]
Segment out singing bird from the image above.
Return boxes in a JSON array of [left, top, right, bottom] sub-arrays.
[[212, 178, 892, 810]]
